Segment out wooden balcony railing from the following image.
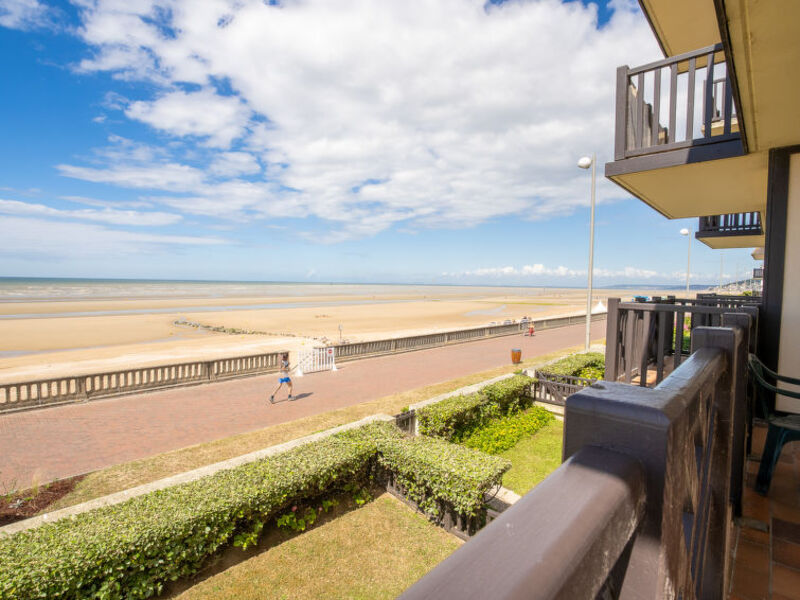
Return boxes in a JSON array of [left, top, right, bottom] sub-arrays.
[[401, 324, 749, 599], [697, 212, 762, 238], [604, 296, 758, 388], [614, 43, 739, 161]]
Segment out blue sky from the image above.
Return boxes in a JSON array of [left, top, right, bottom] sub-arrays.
[[0, 0, 759, 286]]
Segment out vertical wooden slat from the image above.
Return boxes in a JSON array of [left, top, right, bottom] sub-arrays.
[[636, 72, 645, 149], [656, 310, 666, 383], [639, 311, 652, 387], [686, 57, 696, 141], [604, 298, 621, 381], [651, 67, 661, 146], [625, 310, 636, 384], [704, 51, 716, 138], [669, 63, 678, 144], [723, 71, 733, 135], [674, 311, 685, 371]]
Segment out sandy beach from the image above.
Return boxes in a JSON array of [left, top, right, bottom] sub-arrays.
[[0, 282, 670, 382]]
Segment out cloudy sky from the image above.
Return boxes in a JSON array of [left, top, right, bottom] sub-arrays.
[[0, 0, 757, 285]]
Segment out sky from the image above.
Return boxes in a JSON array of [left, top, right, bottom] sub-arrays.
[[0, 0, 759, 286]]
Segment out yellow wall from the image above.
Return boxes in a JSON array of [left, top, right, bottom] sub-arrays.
[[777, 153, 800, 412]]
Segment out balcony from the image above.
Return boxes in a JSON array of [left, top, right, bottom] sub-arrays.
[[400, 298, 799, 600], [402, 313, 756, 599], [695, 211, 765, 249], [605, 44, 768, 220], [611, 43, 740, 165]]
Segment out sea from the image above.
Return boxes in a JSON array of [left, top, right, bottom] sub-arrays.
[[0, 277, 554, 303]]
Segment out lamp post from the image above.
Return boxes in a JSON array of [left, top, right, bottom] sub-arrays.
[[578, 153, 596, 351], [680, 228, 692, 297]]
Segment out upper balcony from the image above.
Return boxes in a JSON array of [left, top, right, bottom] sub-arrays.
[[611, 43, 741, 166], [695, 211, 765, 249], [605, 44, 768, 220]]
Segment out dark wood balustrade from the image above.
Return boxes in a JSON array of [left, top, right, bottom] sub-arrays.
[[604, 296, 758, 388], [697, 212, 762, 238], [401, 324, 749, 599], [614, 44, 738, 161]]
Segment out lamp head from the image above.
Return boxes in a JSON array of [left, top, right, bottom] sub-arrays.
[[577, 156, 593, 169], [680, 228, 690, 236]]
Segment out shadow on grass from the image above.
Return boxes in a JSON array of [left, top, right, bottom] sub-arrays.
[[159, 487, 378, 599]]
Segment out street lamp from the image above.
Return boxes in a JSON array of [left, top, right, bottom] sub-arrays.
[[578, 153, 596, 351], [680, 228, 692, 297]]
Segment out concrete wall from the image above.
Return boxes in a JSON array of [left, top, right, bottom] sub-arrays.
[[777, 153, 800, 412]]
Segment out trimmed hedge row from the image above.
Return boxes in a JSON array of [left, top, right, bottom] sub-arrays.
[[538, 352, 604, 378], [338, 422, 510, 517], [459, 406, 555, 455], [416, 374, 533, 440], [0, 436, 372, 600], [0, 421, 508, 599]]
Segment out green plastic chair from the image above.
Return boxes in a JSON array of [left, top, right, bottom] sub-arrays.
[[748, 354, 800, 495]]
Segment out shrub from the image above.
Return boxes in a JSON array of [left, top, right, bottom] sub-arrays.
[[416, 375, 533, 440], [0, 421, 509, 599], [539, 352, 604, 379], [337, 422, 509, 518], [0, 436, 374, 600], [576, 365, 604, 380], [459, 407, 555, 455]]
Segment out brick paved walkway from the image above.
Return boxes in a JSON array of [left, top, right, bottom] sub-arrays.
[[0, 321, 605, 489]]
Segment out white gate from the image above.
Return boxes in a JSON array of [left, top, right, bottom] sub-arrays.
[[296, 347, 337, 375]]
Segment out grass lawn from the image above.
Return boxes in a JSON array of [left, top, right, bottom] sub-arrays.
[[173, 494, 461, 600], [48, 345, 587, 511], [500, 420, 564, 496]]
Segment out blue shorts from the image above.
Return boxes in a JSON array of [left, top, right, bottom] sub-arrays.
[[279, 376, 291, 383]]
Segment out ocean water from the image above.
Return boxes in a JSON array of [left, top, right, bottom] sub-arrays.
[[0, 277, 551, 303]]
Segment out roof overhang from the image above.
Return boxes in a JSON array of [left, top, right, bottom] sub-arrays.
[[696, 233, 765, 250], [606, 150, 768, 219], [720, 0, 800, 152], [638, 0, 720, 57]]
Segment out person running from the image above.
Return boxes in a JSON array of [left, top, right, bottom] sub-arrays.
[[270, 353, 293, 403]]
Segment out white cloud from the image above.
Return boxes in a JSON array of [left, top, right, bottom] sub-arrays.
[[209, 152, 261, 177], [448, 263, 727, 282], [62, 0, 660, 240], [0, 0, 50, 30], [0, 216, 227, 258], [57, 162, 205, 192], [60, 195, 154, 209], [0, 198, 182, 226], [457, 264, 583, 278], [126, 89, 251, 148]]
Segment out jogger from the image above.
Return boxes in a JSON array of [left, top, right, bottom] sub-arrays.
[[269, 353, 293, 403]]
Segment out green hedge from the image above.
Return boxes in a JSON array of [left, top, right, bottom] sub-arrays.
[[416, 375, 533, 440], [0, 421, 509, 599], [459, 406, 555, 455], [0, 436, 373, 600], [538, 352, 604, 378], [337, 422, 510, 517]]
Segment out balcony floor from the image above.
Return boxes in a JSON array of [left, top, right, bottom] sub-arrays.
[[730, 424, 800, 599]]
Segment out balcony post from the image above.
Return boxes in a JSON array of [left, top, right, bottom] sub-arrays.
[[720, 313, 752, 517], [565, 324, 742, 599], [604, 297, 621, 382], [614, 66, 629, 160]]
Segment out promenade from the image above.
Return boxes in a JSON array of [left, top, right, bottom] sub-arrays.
[[0, 321, 605, 489]]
